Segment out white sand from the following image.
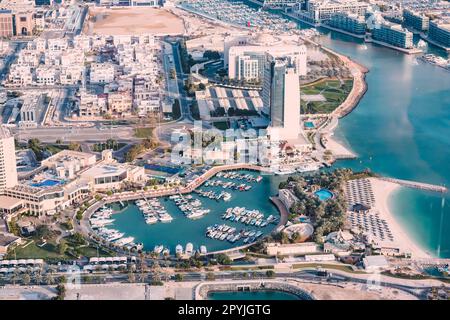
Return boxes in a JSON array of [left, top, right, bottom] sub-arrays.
[[368, 178, 433, 259], [324, 134, 356, 158]]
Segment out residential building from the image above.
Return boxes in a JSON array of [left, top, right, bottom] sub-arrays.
[[35, 66, 59, 86], [372, 22, 413, 49], [79, 89, 105, 117], [403, 9, 429, 32], [90, 63, 116, 84], [428, 20, 450, 48], [108, 91, 132, 114], [295, 0, 369, 24], [329, 12, 366, 35]]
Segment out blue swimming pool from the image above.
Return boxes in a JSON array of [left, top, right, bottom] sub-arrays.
[[314, 189, 334, 201], [30, 179, 62, 188], [304, 121, 315, 128]]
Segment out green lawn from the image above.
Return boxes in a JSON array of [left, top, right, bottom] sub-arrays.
[[301, 79, 353, 114], [134, 127, 154, 139], [45, 144, 69, 155], [8, 241, 70, 260], [291, 262, 365, 274], [92, 142, 127, 152], [8, 239, 114, 260]]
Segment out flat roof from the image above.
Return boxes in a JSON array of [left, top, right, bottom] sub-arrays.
[[0, 196, 24, 210], [0, 234, 19, 247], [82, 164, 127, 178]]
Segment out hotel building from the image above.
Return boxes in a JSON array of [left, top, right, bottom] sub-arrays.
[[372, 22, 413, 49], [0, 127, 18, 192], [402, 9, 429, 32], [262, 54, 301, 141], [329, 12, 366, 35], [228, 45, 307, 81]]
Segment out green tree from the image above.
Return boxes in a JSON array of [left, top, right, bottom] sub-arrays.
[[174, 273, 184, 282], [54, 284, 66, 300]]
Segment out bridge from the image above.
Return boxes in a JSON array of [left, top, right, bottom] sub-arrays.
[[379, 177, 447, 193]]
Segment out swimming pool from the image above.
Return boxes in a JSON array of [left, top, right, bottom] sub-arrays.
[[314, 189, 334, 201], [304, 121, 315, 128], [30, 179, 62, 188]]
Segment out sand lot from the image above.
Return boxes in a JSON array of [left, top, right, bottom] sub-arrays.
[[85, 7, 184, 35]]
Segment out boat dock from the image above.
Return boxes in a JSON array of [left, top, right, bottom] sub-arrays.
[[379, 177, 447, 193]]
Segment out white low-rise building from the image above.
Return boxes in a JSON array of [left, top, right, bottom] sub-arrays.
[[90, 63, 116, 84], [35, 67, 59, 86], [363, 255, 389, 272], [265, 242, 318, 256]]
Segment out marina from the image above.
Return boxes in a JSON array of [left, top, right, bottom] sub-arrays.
[[94, 170, 280, 253], [180, 0, 296, 32], [417, 54, 450, 71]]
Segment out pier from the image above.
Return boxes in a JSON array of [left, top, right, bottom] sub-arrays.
[[379, 177, 447, 193]]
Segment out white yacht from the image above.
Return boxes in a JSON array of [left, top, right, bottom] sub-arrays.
[[154, 245, 164, 254], [159, 213, 173, 223], [176, 244, 183, 256], [200, 245, 207, 254], [185, 243, 193, 256], [145, 215, 158, 224], [115, 237, 135, 246]]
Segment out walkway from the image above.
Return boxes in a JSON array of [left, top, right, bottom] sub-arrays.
[[379, 177, 447, 193]]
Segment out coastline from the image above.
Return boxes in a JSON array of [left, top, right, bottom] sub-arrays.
[[368, 178, 433, 259], [322, 134, 357, 159]]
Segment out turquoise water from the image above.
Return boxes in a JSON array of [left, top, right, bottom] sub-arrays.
[[108, 170, 279, 252], [304, 121, 315, 128], [207, 290, 299, 300], [314, 189, 334, 201], [314, 30, 450, 258]]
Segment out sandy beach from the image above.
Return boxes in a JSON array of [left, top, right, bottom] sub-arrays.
[[323, 134, 356, 159], [368, 178, 433, 259]]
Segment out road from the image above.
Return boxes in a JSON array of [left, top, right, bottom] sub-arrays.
[[154, 40, 213, 147], [12, 125, 136, 143]]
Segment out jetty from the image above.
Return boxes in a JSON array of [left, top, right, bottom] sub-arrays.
[[379, 177, 447, 193]]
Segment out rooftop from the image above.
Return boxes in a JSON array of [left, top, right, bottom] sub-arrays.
[[0, 196, 23, 210], [0, 126, 12, 139]]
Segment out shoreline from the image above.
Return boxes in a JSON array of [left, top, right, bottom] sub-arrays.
[[368, 178, 434, 259]]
